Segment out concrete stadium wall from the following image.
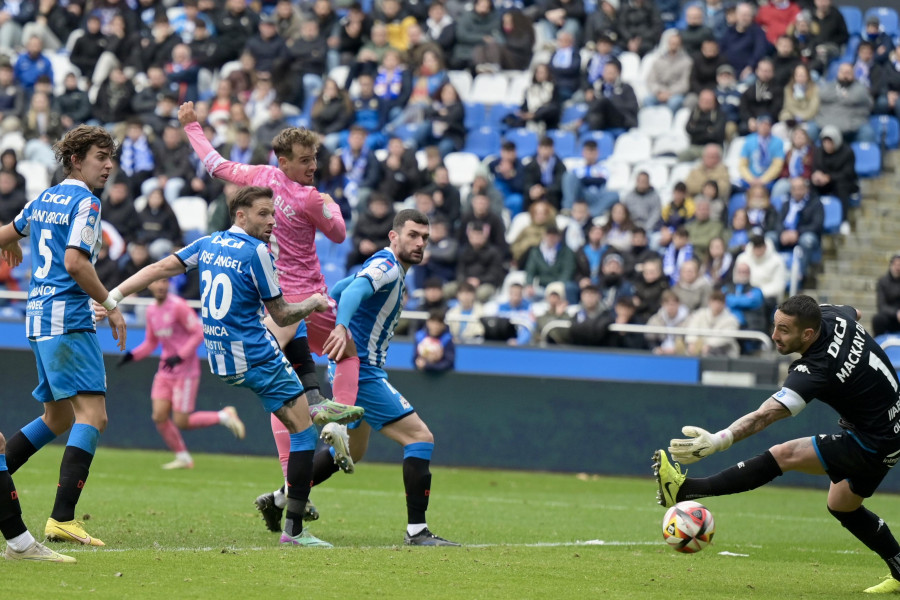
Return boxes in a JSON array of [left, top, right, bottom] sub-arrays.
[[1, 348, 882, 493]]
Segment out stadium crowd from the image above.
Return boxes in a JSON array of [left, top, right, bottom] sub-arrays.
[[0, 0, 894, 354]]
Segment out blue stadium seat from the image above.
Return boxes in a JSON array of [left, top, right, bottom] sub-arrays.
[[825, 60, 840, 82], [840, 6, 863, 36], [820, 195, 843, 234], [840, 36, 861, 64], [487, 103, 520, 130], [770, 193, 783, 212], [560, 103, 588, 127], [393, 122, 420, 144], [865, 7, 900, 37], [505, 128, 539, 157], [884, 344, 900, 369], [464, 102, 487, 130], [727, 193, 746, 222], [286, 115, 310, 128], [853, 141, 882, 177], [546, 129, 579, 159], [462, 126, 502, 159], [577, 130, 614, 160], [870, 115, 900, 149]]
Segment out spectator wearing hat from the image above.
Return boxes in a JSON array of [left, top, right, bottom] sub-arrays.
[[714, 63, 742, 126], [569, 284, 612, 346], [810, 62, 875, 144], [738, 114, 785, 190], [456, 220, 507, 303], [862, 15, 894, 62], [583, 58, 639, 133], [811, 126, 858, 233], [720, 3, 769, 82], [873, 254, 900, 337], [680, 5, 714, 57], [536, 281, 573, 345], [766, 176, 824, 278], [597, 252, 636, 310], [524, 221, 578, 300], [685, 290, 741, 357], [414, 310, 455, 372], [735, 233, 788, 304], [561, 139, 619, 217], [738, 59, 784, 136]]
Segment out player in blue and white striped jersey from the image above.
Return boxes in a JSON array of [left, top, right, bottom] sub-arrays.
[[0, 125, 127, 548], [111, 186, 337, 547], [313, 209, 460, 546]]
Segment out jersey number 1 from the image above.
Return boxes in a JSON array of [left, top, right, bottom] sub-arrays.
[[869, 352, 899, 393]]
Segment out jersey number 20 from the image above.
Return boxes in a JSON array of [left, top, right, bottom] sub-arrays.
[[200, 271, 233, 320]]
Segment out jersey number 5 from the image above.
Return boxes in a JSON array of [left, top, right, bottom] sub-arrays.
[[200, 271, 233, 320], [34, 230, 52, 280]]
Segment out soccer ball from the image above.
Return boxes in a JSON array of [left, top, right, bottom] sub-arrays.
[[662, 501, 715, 553], [417, 336, 443, 362]]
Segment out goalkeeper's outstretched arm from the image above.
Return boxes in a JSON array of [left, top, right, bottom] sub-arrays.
[[669, 396, 792, 464]]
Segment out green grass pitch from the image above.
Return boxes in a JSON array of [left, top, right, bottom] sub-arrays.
[[4, 445, 900, 599]]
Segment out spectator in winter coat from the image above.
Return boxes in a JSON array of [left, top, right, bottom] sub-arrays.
[[720, 3, 769, 82], [873, 254, 900, 337], [680, 5, 714, 57], [810, 0, 849, 70], [507, 63, 560, 132], [446, 282, 486, 343], [460, 193, 509, 258], [646, 289, 691, 354], [524, 221, 577, 295], [689, 38, 728, 99], [137, 188, 183, 259], [456, 221, 507, 302], [0, 168, 26, 225], [739, 59, 785, 136], [811, 125, 859, 233], [633, 257, 669, 320], [562, 140, 619, 217], [771, 35, 802, 91], [583, 59, 639, 132], [620, 171, 661, 232], [55, 73, 93, 130], [682, 89, 728, 161], [119, 119, 156, 198], [346, 192, 394, 269], [596, 253, 636, 310], [314, 79, 355, 150], [685, 144, 732, 202], [522, 136, 567, 212], [569, 285, 612, 346], [549, 30, 581, 103], [722, 261, 767, 333], [778, 63, 820, 127], [766, 177, 824, 277], [451, 0, 499, 71], [672, 257, 712, 311], [811, 63, 875, 144], [617, 0, 663, 57], [645, 31, 692, 113], [101, 176, 142, 245], [735, 234, 788, 301], [686, 197, 724, 263], [685, 290, 741, 357], [245, 14, 288, 75], [417, 217, 459, 287], [71, 15, 109, 81]]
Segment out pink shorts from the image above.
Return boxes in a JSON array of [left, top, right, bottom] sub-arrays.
[[284, 292, 338, 356], [151, 373, 200, 414]]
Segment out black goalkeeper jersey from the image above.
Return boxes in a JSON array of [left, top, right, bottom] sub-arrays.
[[775, 304, 900, 455]]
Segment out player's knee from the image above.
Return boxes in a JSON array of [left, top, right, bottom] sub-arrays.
[[172, 413, 190, 429], [151, 410, 168, 424], [0, 432, 6, 453], [414, 427, 434, 445], [93, 414, 109, 433]]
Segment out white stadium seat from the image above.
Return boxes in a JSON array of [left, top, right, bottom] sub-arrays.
[[611, 130, 652, 165], [443, 152, 481, 187], [17, 160, 50, 202], [172, 196, 209, 234], [638, 106, 674, 139], [469, 74, 508, 105], [448, 70, 473, 102]]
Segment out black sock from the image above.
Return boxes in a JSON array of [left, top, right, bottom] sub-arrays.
[[403, 457, 432, 525], [50, 446, 94, 522], [284, 338, 319, 389], [0, 471, 26, 540], [679, 451, 783, 501], [830, 506, 900, 580], [311, 447, 340, 486], [284, 449, 314, 536], [4, 432, 38, 475]]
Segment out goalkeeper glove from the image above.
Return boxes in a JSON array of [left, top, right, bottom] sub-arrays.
[[163, 356, 184, 371], [118, 352, 134, 367], [668, 426, 734, 464]]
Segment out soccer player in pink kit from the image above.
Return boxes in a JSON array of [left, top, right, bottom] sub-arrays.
[[119, 278, 246, 469], [177, 102, 363, 478]]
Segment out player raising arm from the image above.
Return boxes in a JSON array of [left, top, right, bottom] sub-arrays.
[[111, 186, 335, 546], [653, 296, 900, 593], [118, 278, 246, 470], [177, 101, 362, 426], [0, 125, 125, 548]]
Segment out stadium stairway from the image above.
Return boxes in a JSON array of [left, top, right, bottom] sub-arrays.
[[809, 149, 900, 320]]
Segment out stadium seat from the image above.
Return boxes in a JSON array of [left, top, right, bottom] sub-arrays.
[[47, 52, 79, 94], [865, 7, 899, 37], [16, 160, 49, 202], [884, 344, 900, 369], [605, 161, 632, 192], [840, 6, 863, 36], [285, 115, 310, 128], [374, 148, 388, 162], [172, 196, 209, 234], [415, 149, 428, 170], [672, 107, 692, 132], [870, 115, 900, 150], [631, 161, 670, 190], [578, 131, 615, 160], [443, 152, 481, 187], [727, 193, 746, 222], [506, 72, 531, 105], [638, 106, 673, 139], [820, 195, 843, 234], [652, 131, 690, 157], [462, 126, 502, 159], [469, 74, 508, 105], [560, 103, 588, 128], [327, 65, 350, 89], [486, 103, 519, 130], [546, 129, 579, 159], [667, 161, 695, 189], [393, 122, 420, 145], [618, 52, 641, 86], [464, 101, 487, 129], [448, 70, 473, 102], [611, 131, 652, 164], [852, 141, 882, 177], [505, 128, 539, 157]]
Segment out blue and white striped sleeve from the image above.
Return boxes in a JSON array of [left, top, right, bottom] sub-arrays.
[[12, 199, 33, 237], [175, 236, 209, 271], [66, 196, 101, 254], [249, 242, 282, 301], [358, 255, 401, 292]]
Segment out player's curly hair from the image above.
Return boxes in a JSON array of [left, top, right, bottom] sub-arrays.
[[229, 185, 273, 222], [52, 125, 117, 175], [271, 127, 319, 159]]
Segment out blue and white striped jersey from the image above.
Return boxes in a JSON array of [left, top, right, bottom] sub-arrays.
[[13, 179, 103, 339], [175, 225, 283, 376], [338, 248, 405, 368]]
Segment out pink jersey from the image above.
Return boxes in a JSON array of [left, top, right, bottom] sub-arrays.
[[184, 122, 346, 295], [131, 294, 203, 378]]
